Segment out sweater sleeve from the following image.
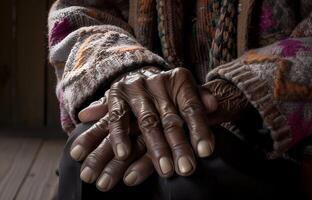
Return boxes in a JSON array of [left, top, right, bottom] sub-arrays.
[[48, 0, 168, 132], [206, 35, 312, 159]]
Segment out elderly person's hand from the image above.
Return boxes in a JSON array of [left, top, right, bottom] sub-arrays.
[[106, 67, 216, 178], [70, 71, 250, 191], [71, 115, 155, 191]]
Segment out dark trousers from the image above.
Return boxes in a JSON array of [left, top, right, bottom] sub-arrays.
[[59, 124, 303, 200]]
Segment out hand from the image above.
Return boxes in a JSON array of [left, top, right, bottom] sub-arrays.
[[72, 76, 249, 191], [107, 66, 216, 177], [71, 114, 155, 191], [78, 79, 248, 135]]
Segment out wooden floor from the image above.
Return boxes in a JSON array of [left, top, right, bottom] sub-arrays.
[[0, 133, 65, 200]]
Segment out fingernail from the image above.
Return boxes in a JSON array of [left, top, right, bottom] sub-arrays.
[[70, 145, 84, 161], [124, 171, 138, 185], [178, 156, 193, 174], [197, 140, 213, 157], [97, 173, 111, 191], [159, 157, 172, 174], [80, 167, 95, 183], [116, 143, 127, 158]]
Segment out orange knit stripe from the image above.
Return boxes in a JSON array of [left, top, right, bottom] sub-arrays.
[[73, 35, 96, 70], [274, 61, 312, 101]]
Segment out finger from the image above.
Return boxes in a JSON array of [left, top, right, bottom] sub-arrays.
[[198, 85, 218, 113], [123, 154, 154, 186], [108, 83, 132, 160], [161, 113, 196, 176], [199, 85, 221, 125], [125, 78, 174, 177], [171, 68, 215, 158], [203, 79, 250, 124], [96, 136, 146, 192], [146, 76, 196, 176], [79, 92, 109, 122], [80, 135, 114, 183], [70, 115, 109, 161]]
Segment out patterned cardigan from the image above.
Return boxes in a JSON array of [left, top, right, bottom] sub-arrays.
[[48, 0, 312, 159]]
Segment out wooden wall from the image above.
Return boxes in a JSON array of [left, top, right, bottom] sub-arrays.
[[0, 0, 61, 129]]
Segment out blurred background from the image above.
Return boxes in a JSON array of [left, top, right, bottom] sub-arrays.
[[0, 0, 65, 199], [0, 0, 60, 131]]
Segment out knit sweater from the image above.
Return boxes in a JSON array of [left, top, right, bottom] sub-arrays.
[[48, 0, 312, 159]]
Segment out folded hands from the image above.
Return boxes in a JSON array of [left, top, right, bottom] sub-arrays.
[[70, 66, 249, 191]]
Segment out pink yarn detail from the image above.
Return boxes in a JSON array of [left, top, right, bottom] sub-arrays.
[[259, 6, 275, 34], [279, 39, 311, 57], [49, 18, 72, 46], [288, 104, 312, 145]]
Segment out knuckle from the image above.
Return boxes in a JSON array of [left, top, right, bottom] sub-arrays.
[[139, 112, 160, 130], [124, 75, 144, 87], [171, 142, 190, 151], [109, 103, 129, 123], [105, 159, 125, 173], [172, 67, 191, 78], [85, 126, 105, 140], [182, 103, 202, 115], [147, 142, 168, 155], [133, 75, 145, 83], [162, 113, 184, 132], [110, 159, 123, 167], [94, 118, 109, 132], [146, 73, 165, 82], [110, 81, 125, 91], [108, 124, 128, 141], [85, 152, 102, 167], [109, 109, 126, 123], [80, 129, 97, 142], [108, 85, 125, 101]]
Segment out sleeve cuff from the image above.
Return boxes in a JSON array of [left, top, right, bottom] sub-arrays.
[[59, 26, 169, 123], [206, 54, 292, 159]]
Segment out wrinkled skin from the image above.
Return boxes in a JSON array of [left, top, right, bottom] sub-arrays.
[[70, 67, 249, 191], [108, 67, 216, 177]]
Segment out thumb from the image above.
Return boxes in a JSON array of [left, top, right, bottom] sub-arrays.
[[198, 85, 218, 114], [78, 97, 108, 123]]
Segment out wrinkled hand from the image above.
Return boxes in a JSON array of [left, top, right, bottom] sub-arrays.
[[71, 70, 250, 192], [71, 66, 218, 191], [70, 115, 154, 191], [107, 67, 216, 177]]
